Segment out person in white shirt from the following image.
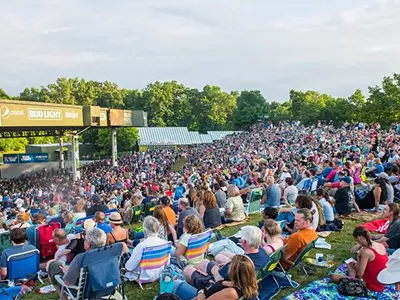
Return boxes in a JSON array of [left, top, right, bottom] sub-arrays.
[[14, 198, 24, 209], [125, 216, 168, 282]]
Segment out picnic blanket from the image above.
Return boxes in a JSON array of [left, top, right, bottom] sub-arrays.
[[317, 231, 332, 238], [282, 264, 399, 300], [213, 218, 248, 231], [361, 219, 390, 234], [341, 211, 382, 222]]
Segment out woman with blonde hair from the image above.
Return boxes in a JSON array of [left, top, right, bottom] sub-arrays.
[[261, 219, 284, 255], [174, 215, 204, 266], [62, 211, 75, 234], [199, 191, 221, 229], [223, 185, 245, 223], [173, 254, 259, 300]]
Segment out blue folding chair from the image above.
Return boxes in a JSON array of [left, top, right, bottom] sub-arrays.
[[56, 242, 126, 300], [7, 249, 41, 283]]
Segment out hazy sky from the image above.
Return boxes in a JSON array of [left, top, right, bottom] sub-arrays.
[[1, 0, 399, 101]]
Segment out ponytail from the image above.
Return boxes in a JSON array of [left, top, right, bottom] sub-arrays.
[[353, 226, 372, 246]]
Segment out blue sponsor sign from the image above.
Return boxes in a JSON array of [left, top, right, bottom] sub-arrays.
[[34, 153, 49, 162], [3, 154, 19, 164], [18, 153, 34, 163]]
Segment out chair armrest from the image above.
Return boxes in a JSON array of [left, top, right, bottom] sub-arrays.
[[54, 275, 79, 290]]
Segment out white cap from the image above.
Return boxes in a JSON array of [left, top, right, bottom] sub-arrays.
[[378, 249, 400, 284]]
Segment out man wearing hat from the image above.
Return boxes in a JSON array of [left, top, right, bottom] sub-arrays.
[[378, 248, 400, 291], [332, 176, 352, 215], [86, 194, 109, 216]]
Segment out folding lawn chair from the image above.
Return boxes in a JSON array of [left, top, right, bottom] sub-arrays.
[[246, 188, 262, 215], [56, 242, 126, 300], [131, 242, 172, 289], [279, 240, 316, 287], [143, 201, 157, 216], [7, 248, 42, 284], [130, 204, 144, 223], [186, 229, 212, 261], [74, 209, 117, 233], [257, 246, 287, 287]]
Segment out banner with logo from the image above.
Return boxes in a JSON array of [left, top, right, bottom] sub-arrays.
[[0, 101, 83, 127], [18, 154, 34, 163], [109, 109, 133, 126], [34, 153, 49, 162], [3, 154, 19, 164]]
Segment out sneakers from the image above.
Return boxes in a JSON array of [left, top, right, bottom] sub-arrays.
[[177, 255, 188, 270], [36, 285, 56, 294]]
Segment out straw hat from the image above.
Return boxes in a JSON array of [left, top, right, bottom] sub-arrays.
[[83, 219, 96, 230], [108, 212, 123, 225]]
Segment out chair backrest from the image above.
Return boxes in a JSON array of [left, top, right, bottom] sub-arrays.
[[0, 231, 12, 255], [310, 178, 318, 192], [288, 239, 316, 272], [131, 205, 144, 223], [247, 188, 262, 214], [258, 245, 287, 280], [186, 230, 212, 260], [74, 209, 117, 233], [7, 249, 40, 281], [140, 242, 172, 273], [80, 243, 123, 299], [36, 222, 60, 258], [144, 202, 157, 216]]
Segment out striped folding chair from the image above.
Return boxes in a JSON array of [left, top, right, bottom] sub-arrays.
[[137, 242, 172, 289], [186, 229, 212, 261]]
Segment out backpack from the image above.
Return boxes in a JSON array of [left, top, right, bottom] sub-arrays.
[[37, 223, 60, 258], [337, 277, 369, 297], [312, 199, 326, 226]]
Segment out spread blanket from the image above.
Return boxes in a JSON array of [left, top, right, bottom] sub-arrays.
[[282, 264, 399, 300], [361, 218, 390, 234]]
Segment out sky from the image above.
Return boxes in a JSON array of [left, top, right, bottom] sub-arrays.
[[1, 0, 400, 101]]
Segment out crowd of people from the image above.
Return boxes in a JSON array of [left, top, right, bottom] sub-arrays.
[[1, 121, 400, 299]]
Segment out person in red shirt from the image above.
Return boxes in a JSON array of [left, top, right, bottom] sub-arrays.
[[331, 226, 388, 292]]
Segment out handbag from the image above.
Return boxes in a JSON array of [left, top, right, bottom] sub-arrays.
[[337, 277, 368, 297], [159, 265, 185, 294]]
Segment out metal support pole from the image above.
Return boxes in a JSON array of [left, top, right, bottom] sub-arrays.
[[59, 136, 65, 169], [111, 128, 118, 167], [72, 135, 80, 181]]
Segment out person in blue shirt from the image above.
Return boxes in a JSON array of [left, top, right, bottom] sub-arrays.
[[94, 211, 112, 234], [1, 228, 37, 279], [232, 173, 245, 190], [365, 158, 384, 177], [261, 176, 281, 207]]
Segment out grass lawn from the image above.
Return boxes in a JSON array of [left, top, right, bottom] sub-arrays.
[[24, 215, 364, 300]]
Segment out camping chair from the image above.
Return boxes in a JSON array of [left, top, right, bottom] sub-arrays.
[[0, 231, 12, 255], [55, 243, 126, 300], [246, 188, 262, 215], [143, 201, 157, 216], [257, 246, 287, 287], [279, 240, 316, 287], [186, 229, 212, 261], [132, 242, 172, 289], [7, 249, 42, 284], [130, 204, 144, 223], [310, 178, 318, 194]]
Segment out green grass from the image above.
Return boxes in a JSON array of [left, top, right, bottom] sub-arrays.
[[24, 215, 363, 300]]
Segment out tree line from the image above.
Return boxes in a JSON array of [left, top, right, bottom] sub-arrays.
[[0, 73, 399, 153]]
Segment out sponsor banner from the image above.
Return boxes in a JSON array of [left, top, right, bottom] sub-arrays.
[[0, 102, 83, 127], [19, 153, 34, 163], [109, 109, 133, 126], [34, 153, 49, 162], [3, 154, 19, 164]]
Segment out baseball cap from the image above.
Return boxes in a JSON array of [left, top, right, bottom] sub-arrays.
[[377, 172, 389, 180], [91, 194, 101, 203], [377, 249, 400, 284]]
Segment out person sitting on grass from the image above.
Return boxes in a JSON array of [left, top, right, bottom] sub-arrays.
[[173, 254, 259, 300], [258, 206, 279, 228], [331, 226, 388, 292], [280, 209, 318, 270], [261, 219, 284, 255], [182, 226, 270, 287]]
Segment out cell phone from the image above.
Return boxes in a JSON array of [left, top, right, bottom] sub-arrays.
[[344, 257, 356, 264]]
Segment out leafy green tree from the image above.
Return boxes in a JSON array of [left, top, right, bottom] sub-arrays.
[[96, 127, 139, 154], [233, 90, 268, 129], [0, 88, 10, 99]]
